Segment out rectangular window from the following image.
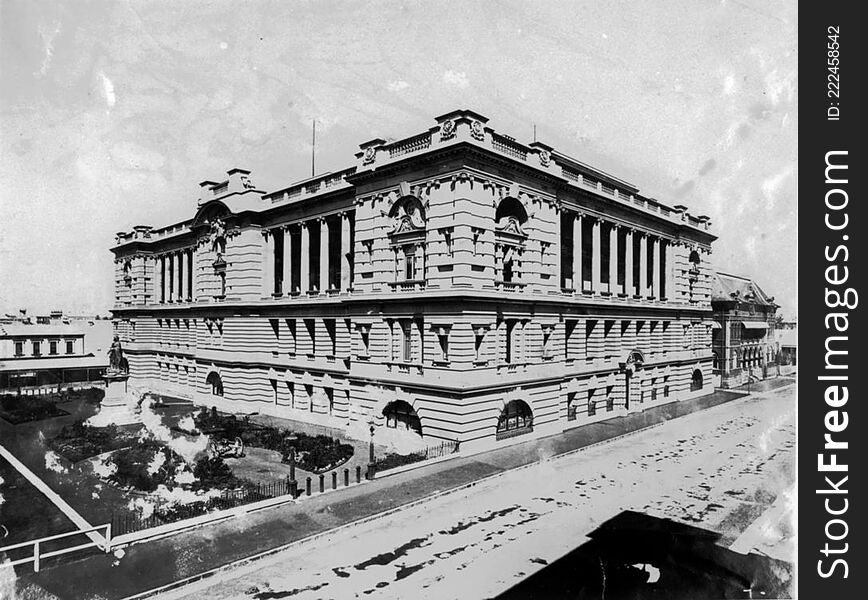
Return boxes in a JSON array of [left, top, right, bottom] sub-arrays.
[[567, 392, 577, 421], [405, 250, 416, 280], [32, 341, 41, 357], [49, 340, 58, 355], [287, 381, 295, 409], [14, 341, 24, 356], [474, 326, 487, 362], [588, 389, 596, 416], [66, 340, 74, 354], [402, 322, 412, 362], [305, 319, 317, 356], [325, 319, 337, 357], [326, 387, 334, 415], [358, 324, 371, 356], [271, 379, 279, 404], [606, 385, 614, 411], [436, 328, 450, 361], [286, 318, 297, 355], [442, 227, 454, 256], [505, 320, 516, 363], [305, 384, 314, 412]]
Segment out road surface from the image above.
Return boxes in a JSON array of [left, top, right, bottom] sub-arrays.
[[159, 384, 796, 600]]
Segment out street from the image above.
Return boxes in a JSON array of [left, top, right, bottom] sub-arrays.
[[156, 383, 795, 600]]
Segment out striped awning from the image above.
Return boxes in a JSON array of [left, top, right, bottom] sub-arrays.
[[741, 321, 769, 330]]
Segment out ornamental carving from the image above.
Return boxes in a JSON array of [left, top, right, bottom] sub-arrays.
[[389, 197, 426, 234], [440, 119, 456, 141], [539, 149, 551, 167], [470, 120, 485, 141], [363, 146, 377, 165]]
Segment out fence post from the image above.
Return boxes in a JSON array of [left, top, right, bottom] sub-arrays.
[[344, 468, 349, 486], [33, 541, 40, 573], [306, 477, 312, 496], [319, 474, 325, 493], [356, 465, 361, 483]]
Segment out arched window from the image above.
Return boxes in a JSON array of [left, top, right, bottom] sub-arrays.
[[689, 250, 701, 271], [206, 371, 223, 396], [690, 369, 703, 392], [383, 400, 422, 435], [712, 351, 719, 370], [496, 400, 533, 439]]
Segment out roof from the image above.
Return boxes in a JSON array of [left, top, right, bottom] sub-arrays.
[[0, 323, 90, 337], [712, 272, 777, 306], [0, 354, 107, 372]]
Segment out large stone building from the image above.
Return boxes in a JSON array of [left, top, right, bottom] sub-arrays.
[[710, 272, 779, 388], [110, 110, 716, 451]]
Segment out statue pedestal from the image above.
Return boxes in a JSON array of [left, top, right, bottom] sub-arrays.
[[86, 373, 142, 427]]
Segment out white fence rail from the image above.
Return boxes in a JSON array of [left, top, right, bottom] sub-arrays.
[[0, 524, 111, 573]]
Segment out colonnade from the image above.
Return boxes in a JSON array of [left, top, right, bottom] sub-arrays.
[[565, 212, 677, 300], [263, 212, 353, 297], [155, 248, 194, 303]]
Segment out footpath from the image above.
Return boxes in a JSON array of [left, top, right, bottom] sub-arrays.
[[15, 380, 792, 600]]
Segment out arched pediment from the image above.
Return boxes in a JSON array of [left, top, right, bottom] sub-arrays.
[[388, 195, 426, 234], [191, 200, 232, 229]]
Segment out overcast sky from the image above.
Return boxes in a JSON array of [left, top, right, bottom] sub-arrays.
[[0, 0, 796, 318]]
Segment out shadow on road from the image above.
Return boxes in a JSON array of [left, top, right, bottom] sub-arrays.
[[495, 510, 793, 600]]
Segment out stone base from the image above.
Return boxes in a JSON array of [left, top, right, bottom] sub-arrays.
[[86, 374, 143, 427]]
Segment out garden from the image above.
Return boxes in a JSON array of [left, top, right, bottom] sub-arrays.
[[1, 388, 359, 540]]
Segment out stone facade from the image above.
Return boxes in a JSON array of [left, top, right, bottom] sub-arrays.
[[711, 272, 779, 388], [111, 110, 717, 451]]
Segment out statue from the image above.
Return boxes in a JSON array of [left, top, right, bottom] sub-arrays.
[[107, 335, 128, 375]]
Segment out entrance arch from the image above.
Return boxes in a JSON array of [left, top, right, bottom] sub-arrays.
[[206, 371, 223, 396], [496, 400, 533, 440], [382, 400, 422, 435], [691, 369, 703, 392]]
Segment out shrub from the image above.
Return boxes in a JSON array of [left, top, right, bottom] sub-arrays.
[[49, 421, 136, 462], [191, 409, 354, 472], [373, 451, 428, 472], [0, 394, 68, 424], [192, 456, 244, 491], [109, 440, 180, 492]]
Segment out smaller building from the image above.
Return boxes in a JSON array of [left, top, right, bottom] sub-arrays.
[[773, 321, 797, 373], [0, 318, 113, 393], [711, 272, 778, 388]]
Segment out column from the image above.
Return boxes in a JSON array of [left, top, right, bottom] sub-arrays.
[[301, 222, 310, 292], [639, 232, 648, 298], [282, 227, 292, 295], [167, 253, 175, 301], [187, 248, 194, 301], [609, 224, 619, 295], [263, 230, 274, 296], [319, 217, 330, 292], [177, 251, 185, 302], [156, 255, 164, 303], [591, 218, 601, 293], [625, 229, 635, 297], [572, 213, 582, 291], [665, 241, 676, 302], [340, 212, 351, 291], [652, 237, 661, 299]]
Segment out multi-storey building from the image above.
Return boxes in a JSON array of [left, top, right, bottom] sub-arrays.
[[0, 318, 112, 393], [110, 110, 716, 451], [711, 272, 779, 388]]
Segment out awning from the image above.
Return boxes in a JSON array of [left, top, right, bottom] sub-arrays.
[[741, 321, 769, 330], [704, 321, 722, 329]]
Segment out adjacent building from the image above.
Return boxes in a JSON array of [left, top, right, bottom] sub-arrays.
[[110, 110, 717, 451], [0, 316, 112, 393], [710, 272, 779, 388]]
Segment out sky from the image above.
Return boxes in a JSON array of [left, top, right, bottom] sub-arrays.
[[0, 0, 797, 318]]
